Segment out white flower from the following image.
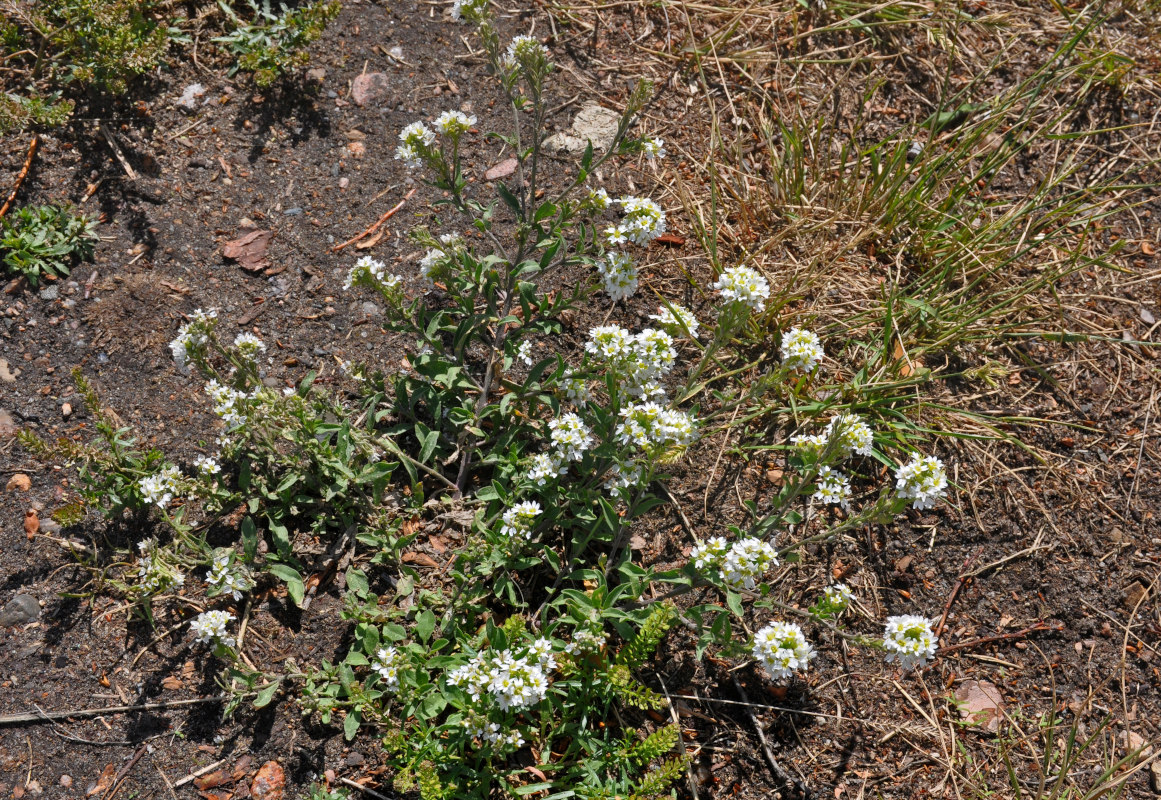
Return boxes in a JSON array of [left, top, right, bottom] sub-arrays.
[[604, 225, 627, 247], [781, 327, 824, 373], [450, 0, 488, 21], [597, 251, 638, 301], [500, 501, 542, 539], [528, 637, 556, 672], [825, 413, 874, 457], [587, 188, 611, 210], [585, 324, 633, 361], [502, 35, 549, 70], [233, 332, 265, 356], [628, 328, 676, 382], [516, 340, 534, 366], [373, 646, 403, 691], [894, 454, 948, 510], [526, 452, 564, 486], [720, 538, 778, 590], [345, 256, 404, 299], [548, 413, 593, 462], [713, 266, 769, 312], [649, 304, 699, 338], [617, 196, 667, 245], [136, 538, 184, 594], [752, 622, 815, 680], [206, 552, 249, 601], [642, 137, 666, 160], [139, 465, 183, 509], [823, 583, 853, 612], [434, 110, 476, 137], [883, 615, 937, 671], [194, 455, 220, 476], [813, 466, 851, 511], [191, 610, 236, 648], [394, 142, 423, 169], [487, 652, 549, 710]]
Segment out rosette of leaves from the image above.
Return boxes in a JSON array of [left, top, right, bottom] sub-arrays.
[[1, 204, 98, 285]]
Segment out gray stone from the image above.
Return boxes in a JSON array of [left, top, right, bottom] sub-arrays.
[[0, 594, 40, 627], [38, 285, 59, 301], [544, 105, 621, 155]]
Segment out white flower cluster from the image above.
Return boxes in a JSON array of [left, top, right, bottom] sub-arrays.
[[548, 412, 594, 462], [450, 0, 488, 22], [233, 332, 265, 357], [169, 307, 218, 370], [516, 340, 533, 366], [597, 251, 638, 302], [883, 614, 937, 670], [464, 719, 524, 749], [435, 110, 476, 137], [713, 266, 769, 312], [823, 583, 853, 612], [500, 500, 542, 539], [690, 536, 779, 590], [193, 455, 220, 476], [502, 35, 549, 71], [191, 609, 236, 648], [344, 256, 404, 300], [602, 458, 644, 498], [373, 646, 403, 691], [781, 327, 824, 373], [584, 324, 678, 400], [642, 137, 666, 160], [394, 121, 436, 169], [136, 538, 185, 594], [561, 368, 589, 404], [526, 452, 567, 486], [813, 466, 851, 511], [448, 643, 554, 711], [205, 379, 254, 429], [139, 465, 183, 509], [752, 621, 815, 680], [616, 402, 696, 456], [649, 304, 700, 338], [826, 413, 874, 457], [894, 454, 948, 510], [616, 196, 667, 246], [563, 629, 606, 655], [418, 233, 463, 288], [206, 552, 248, 601]]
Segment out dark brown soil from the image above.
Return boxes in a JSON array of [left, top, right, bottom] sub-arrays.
[[2, 1, 1160, 798]]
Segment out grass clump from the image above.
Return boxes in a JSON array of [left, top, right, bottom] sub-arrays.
[[1, 204, 98, 286]]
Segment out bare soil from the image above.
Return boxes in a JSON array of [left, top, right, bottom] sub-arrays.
[[2, 1, 1160, 798]]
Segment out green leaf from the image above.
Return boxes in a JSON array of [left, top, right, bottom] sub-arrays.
[[253, 680, 281, 708], [343, 708, 362, 740], [498, 182, 522, 215], [267, 564, 306, 607], [726, 591, 745, 619], [346, 567, 369, 596], [415, 609, 437, 643], [534, 201, 557, 223], [241, 516, 258, 561]]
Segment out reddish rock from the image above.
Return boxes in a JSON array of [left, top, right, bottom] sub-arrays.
[[250, 761, 285, 800], [351, 72, 390, 107]]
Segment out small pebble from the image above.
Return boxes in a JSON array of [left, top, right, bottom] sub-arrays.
[[59, 776, 72, 789], [61, 402, 72, 418]]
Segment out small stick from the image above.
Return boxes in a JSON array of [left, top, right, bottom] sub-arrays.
[[100, 125, 138, 180], [933, 548, 983, 638], [0, 696, 222, 726], [172, 757, 228, 788], [0, 134, 39, 218], [102, 743, 148, 800], [331, 188, 416, 252], [938, 622, 1060, 655], [339, 777, 397, 799], [730, 675, 813, 799]]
